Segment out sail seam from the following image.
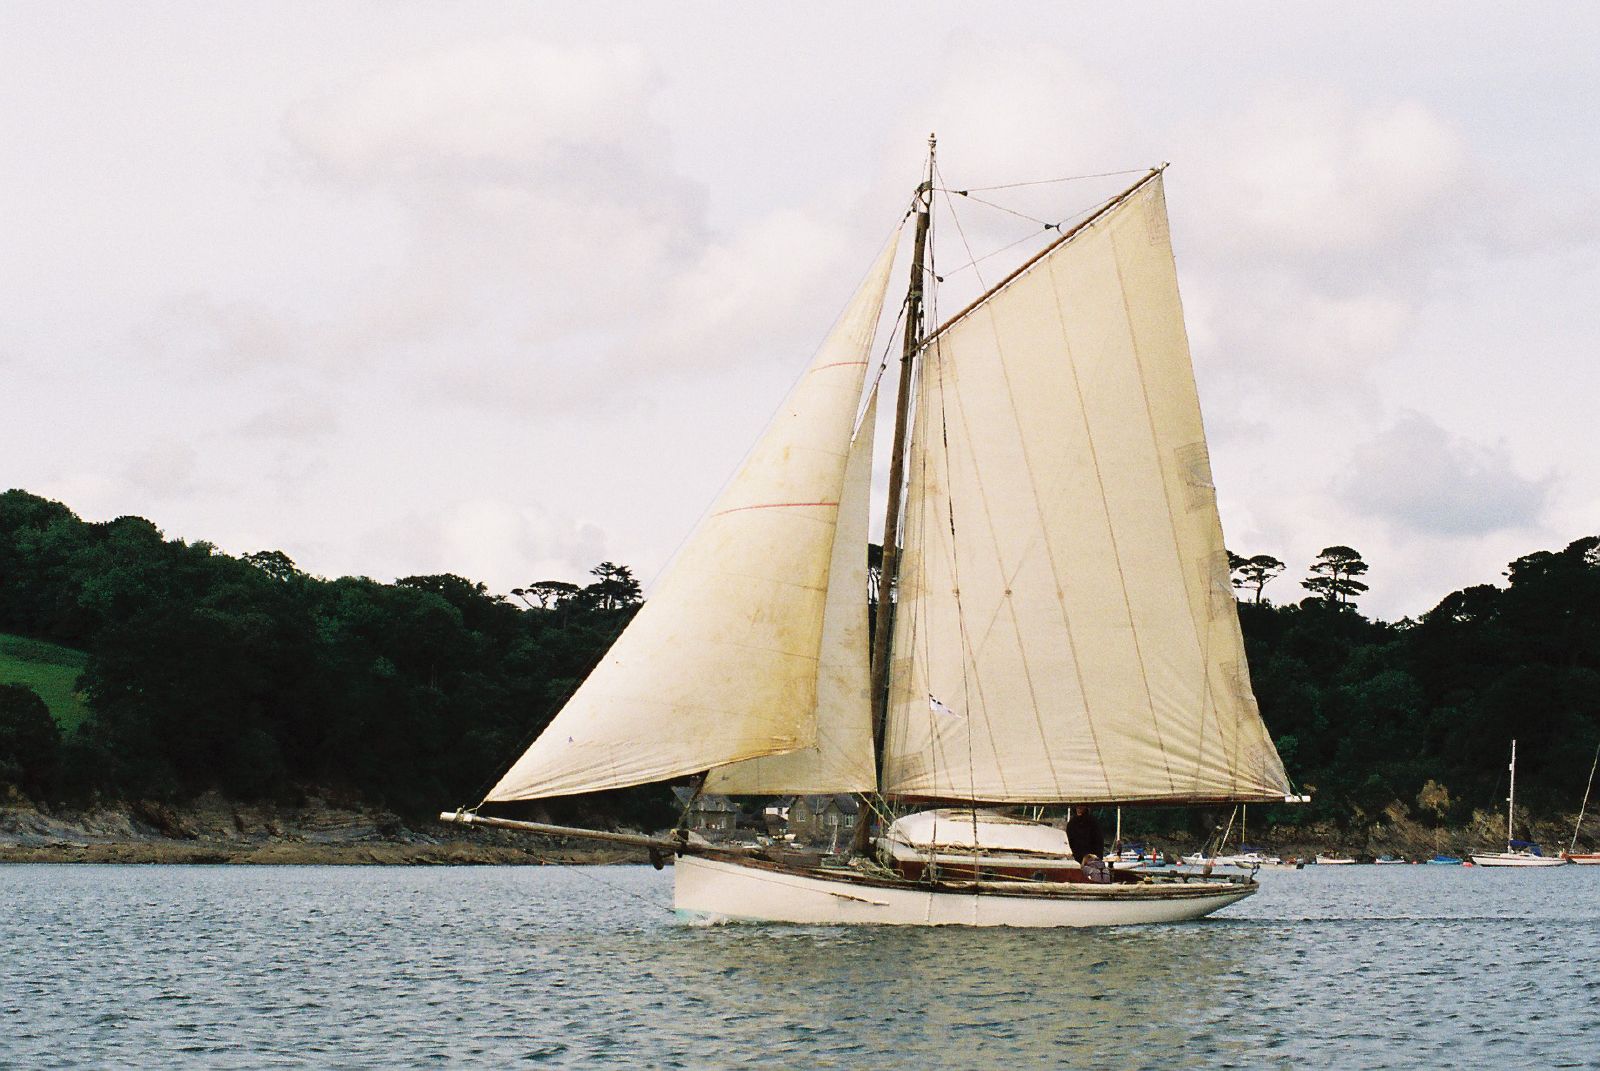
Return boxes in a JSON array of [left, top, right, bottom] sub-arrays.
[[712, 501, 839, 516], [930, 335, 994, 808], [1107, 208, 1181, 795], [968, 301, 1066, 800], [1042, 250, 1121, 801]]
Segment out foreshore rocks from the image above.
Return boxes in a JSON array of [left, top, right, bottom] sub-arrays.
[[3, 792, 1591, 865], [0, 792, 647, 865]]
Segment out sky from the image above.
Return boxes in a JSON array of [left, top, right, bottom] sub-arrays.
[[3, 3, 1598, 621]]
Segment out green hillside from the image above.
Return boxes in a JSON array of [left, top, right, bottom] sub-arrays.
[[0, 633, 91, 732]]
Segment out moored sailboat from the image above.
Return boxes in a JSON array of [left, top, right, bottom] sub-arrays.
[[1471, 740, 1568, 867], [442, 141, 1299, 925], [1563, 742, 1600, 863]]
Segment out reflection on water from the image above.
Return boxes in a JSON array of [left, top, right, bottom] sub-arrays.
[[4, 863, 1597, 1069]]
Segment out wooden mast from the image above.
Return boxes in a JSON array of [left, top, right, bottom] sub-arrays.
[[851, 134, 935, 854]]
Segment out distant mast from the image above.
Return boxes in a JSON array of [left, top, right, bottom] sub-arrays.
[[1506, 739, 1517, 853]]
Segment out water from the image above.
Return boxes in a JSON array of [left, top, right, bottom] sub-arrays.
[[4, 863, 1597, 1069]]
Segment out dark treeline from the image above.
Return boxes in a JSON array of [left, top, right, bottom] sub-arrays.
[[0, 489, 662, 824], [2, 487, 1599, 839], [1238, 539, 1600, 834]]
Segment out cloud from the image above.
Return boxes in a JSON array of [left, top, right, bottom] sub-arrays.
[[355, 498, 609, 591], [1336, 412, 1550, 537], [285, 40, 662, 190], [237, 396, 339, 440], [1195, 98, 1467, 261], [121, 439, 201, 498], [135, 293, 304, 376]]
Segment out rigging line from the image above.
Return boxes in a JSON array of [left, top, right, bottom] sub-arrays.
[[942, 167, 1150, 193], [866, 300, 910, 411], [934, 161, 988, 291], [927, 329, 994, 807], [1571, 741, 1600, 854], [930, 190, 1124, 282], [882, 348, 932, 802], [934, 230, 1039, 282], [954, 190, 1052, 227]]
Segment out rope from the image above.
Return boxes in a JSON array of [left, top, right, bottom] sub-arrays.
[[1571, 741, 1600, 853], [931, 189, 1128, 281], [935, 162, 988, 291], [942, 167, 1149, 193]]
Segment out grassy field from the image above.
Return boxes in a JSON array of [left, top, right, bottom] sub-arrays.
[[0, 632, 92, 732]]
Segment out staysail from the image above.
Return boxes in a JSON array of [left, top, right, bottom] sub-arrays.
[[704, 391, 878, 795], [482, 230, 899, 802], [881, 172, 1290, 804]]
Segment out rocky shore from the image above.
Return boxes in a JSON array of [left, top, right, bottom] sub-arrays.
[[0, 793, 648, 866], [3, 793, 1591, 866]]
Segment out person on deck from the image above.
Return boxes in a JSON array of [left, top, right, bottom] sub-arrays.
[[1066, 805, 1108, 882]]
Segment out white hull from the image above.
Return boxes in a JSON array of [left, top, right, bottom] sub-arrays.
[[1469, 852, 1568, 867], [674, 854, 1256, 927]]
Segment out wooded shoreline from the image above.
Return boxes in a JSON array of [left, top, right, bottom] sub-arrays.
[[0, 796, 648, 866], [4, 793, 1586, 867]]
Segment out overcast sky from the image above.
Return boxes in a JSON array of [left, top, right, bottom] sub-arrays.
[[4, 4, 1597, 620]]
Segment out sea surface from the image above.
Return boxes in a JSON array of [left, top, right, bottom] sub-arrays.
[[4, 862, 1597, 1069]]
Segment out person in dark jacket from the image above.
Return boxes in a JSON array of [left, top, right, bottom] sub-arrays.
[[1066, 805, 1105, 863]]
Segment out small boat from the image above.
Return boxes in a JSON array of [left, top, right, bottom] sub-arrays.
[[1562, 742, 1600, 864], [1109, 843, 1169, 871], [1470, 740, 1570, 868], [1314, 854, 1355, 866], [1473, 845, 1567, 867], [1373, 855, 1409, 865], [1425, 855, 1464, 865]]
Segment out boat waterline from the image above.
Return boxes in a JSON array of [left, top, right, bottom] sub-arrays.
[[673, 854, 1256, 927]]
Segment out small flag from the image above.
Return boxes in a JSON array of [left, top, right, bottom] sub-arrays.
[[929, 694, 963, 719]]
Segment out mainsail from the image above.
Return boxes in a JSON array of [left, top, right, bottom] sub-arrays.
[[482, 230, 899, 802], [881, 172, 1290, 804]]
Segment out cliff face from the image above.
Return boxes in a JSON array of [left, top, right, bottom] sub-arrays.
[[0, 792, 645, 865]]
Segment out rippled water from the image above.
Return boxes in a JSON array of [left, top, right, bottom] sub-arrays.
[[4, 862, 1597, 1068]]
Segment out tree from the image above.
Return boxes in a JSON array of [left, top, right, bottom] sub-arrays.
[[1302, 546, 1370, 608], [243, 550, 301, 582], [1232, 553, 1285, 604], [511, 580, 581, 610], [581, 562, 642, 611], [0, 683, 61, 796]]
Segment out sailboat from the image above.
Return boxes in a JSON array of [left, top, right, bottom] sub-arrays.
[[1471, 740, 1568, 867], [441, 141, 1300, 926], [1562, 742, 1600, 864]]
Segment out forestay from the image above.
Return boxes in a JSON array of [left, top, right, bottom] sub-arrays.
[[484, 230, 900, 802], [881, 174, 1290, 804]]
